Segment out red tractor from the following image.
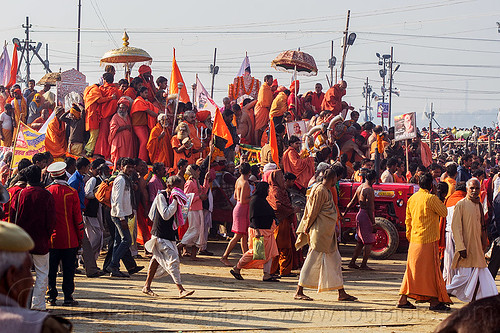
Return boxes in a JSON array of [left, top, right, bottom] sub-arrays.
[[338, 181, 419, 259]]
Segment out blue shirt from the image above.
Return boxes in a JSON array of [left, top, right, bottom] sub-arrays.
[[68, 170, 85, 210], [456, 165, 471, 183]]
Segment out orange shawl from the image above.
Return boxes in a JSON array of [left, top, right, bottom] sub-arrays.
[[45, 118, 67, 157], [147, 123, 174, 168], [254, 83, 273, 131], [99, 83, 121, 119], [438, 190, 466, 259], [12, 98, 27, 125]]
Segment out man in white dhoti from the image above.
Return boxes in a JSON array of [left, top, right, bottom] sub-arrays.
[[447, 178, 498, 302], [442, 182, 467, 285], [142, 176, 194, 299], [294, 168, 357, 302]]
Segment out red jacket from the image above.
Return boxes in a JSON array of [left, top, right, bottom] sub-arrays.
[[10, 185, 55, 255], [46, 182, 84, 249]]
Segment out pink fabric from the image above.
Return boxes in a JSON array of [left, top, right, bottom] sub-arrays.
[[109, 113, 134, 168], [184, 178, 208, 211], [356, 209, 375, 245], [231, 202, 250, 235], [148, 175, 165, 203], [133, 125, 150, 162], [170, 187, 189, 230], [237, 226, 278, 269]]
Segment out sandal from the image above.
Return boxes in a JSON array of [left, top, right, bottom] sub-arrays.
[[230, 269, 244, 280], [397, 301, 416, 309], [339, 295, 358, 302], [429, 303, 451, 312], [294, 294, 314, 301], [142, 289, 159, 297], [178, 290, 195, 299]]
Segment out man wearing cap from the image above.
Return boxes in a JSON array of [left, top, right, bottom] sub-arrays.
[[138, 65, 158, 106], [10, 88, 27, 125], [9, 165, 55, 311], [46, 162, 84, 307], [0, 222, 72, 332]]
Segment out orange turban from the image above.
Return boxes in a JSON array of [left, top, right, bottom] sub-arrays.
[[290, 80, 299, 93], [118, 96, 131, 108], [138, 65, 151, 75], [196, 110, 211, 122], [271, 79, 278, 87]]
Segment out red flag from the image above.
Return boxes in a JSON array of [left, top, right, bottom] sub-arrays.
[[6, 44, 18, 88], [170, 48, 190, 103], [212, 108, 233, 149], [269, 120, 279, 165]]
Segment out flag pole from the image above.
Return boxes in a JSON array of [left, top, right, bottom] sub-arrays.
[[9, 121, 22, 173], [171, 82, 183, 135]]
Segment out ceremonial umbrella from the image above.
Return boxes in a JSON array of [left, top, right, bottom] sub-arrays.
[[100, 31, 152, 79], [271, 50, 318, 76]]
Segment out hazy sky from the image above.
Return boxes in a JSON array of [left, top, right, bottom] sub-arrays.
[[1, 0, 499, 128]]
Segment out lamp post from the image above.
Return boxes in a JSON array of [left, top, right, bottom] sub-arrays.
[[376, 52, 390, 128]]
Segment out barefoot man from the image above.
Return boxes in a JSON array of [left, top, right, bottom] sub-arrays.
[[221, 163, 252, 266], [143, 176, 194, 298], [294, 168, 357, 302], [343, 169, 377, 270]]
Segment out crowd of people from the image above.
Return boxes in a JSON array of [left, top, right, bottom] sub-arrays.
[[0, 65, 500, 332]]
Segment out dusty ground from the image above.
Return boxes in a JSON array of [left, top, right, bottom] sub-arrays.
[[45, 242, 490, 333]]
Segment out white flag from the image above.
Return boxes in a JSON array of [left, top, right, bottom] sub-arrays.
[[0, 46, 11, 86], [237, 55, 251, 77], [195, 77, 219, 118]]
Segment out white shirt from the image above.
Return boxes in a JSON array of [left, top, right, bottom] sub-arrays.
[[0, 112, 13, 130], [111, 174, 133, 218], [148, 191, 177, 221], [380, 169, 394, 183], [85, 177, 98, 199]]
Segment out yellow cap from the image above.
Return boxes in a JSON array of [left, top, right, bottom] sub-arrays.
[[0, 222, 34, 252]]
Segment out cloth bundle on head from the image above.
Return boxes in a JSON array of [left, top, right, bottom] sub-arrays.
[[290, 80, 299, 93], [170, 187, 189, 230], [138, 65, 152, 75], [262, 163, 278, 182], [0, 221, 34, 252], [69, 104, 82, 119], [117, 96, 132, 109]]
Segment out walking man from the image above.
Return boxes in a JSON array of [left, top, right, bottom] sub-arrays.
[[397, 173, 452, 311], [446, 178, 498, 302]]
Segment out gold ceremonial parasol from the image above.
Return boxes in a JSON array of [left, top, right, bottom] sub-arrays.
[[37, 72, 61, 86], [100, 32, 152, 78], [271, 50, 318, 76]]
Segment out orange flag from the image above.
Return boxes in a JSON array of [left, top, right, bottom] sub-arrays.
[[212, 108, 233, 149], [7, 44, 18, 89], [170, 48, 190, 103], [269, 120, 279, 165]]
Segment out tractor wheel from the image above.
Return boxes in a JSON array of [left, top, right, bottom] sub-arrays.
[[370, 217, 399, 260]]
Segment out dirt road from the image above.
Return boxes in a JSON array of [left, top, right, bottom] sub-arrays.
[[46, 242, 485, 332]]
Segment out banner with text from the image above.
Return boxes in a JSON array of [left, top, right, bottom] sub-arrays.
[[12, 122, 46, 167]]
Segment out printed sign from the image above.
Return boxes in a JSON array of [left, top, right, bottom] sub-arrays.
[[377, 102, 389, 118], [394, 112, 417, 141]]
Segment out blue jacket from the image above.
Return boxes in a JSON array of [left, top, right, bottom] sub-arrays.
[[68, 170, 85, 210]]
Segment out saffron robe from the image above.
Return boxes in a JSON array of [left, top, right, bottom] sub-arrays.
[[147, 123, 174, 168], [282, 146, 315, 189], [109, 113, 134, 167], [45, 118, 67, 157], [254, 82, 273, 131]]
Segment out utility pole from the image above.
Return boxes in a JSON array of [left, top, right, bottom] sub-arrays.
[[23, 17, 32, 84], [209, 48, 218, 99], [429, 103, 434, 152], [340, 10, 350, 80], [388, 46, 393, 127], [363, 77, 371, 122], [77, 0, 82, 71]]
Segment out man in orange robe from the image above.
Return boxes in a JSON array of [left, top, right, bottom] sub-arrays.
[[321, 80, 347, 116], [94, 73, 120, 159], [131, 87, 159, 162], [109, 97, 134, 168], [282, 135, 315, 190], [11, 88, 27, 125], [45, 107, 67, 158], [147, 114, 174, 169], [311, 83, 325, 113], [83, 83, 113, 156], [254, 75, 274, 144], [182, 110, 205, 160]]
